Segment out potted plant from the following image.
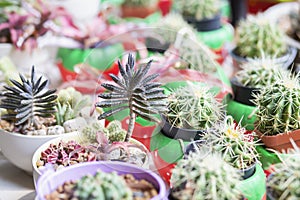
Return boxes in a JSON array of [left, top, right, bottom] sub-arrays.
[[230, 13, 297, 70], [227, 56, 289, 130], [0, 66, 93, 172], [253, 71, 300, 152], [120, 0, 159, 18], [169, 151, 243, 200], [36, 161, 167, 200]]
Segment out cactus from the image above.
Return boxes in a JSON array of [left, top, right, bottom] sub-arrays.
[[167, 82, 223, 130], [0, 66, 57, 133], [267, 142, 300, 199], [236, 14, 287, 58], [235, 56, 288, 88], [96, 53, 168, 142], [207, 115, 259, 170], [74, 171, 133, 200], [55, 87, 91, 126], [170, 152, 242, 200], [122, 0, 157, 7], [253, 72, 300, 135], [174, 0, 221, 21]]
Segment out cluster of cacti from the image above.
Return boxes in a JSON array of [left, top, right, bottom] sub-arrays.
[[235, 56, 288, 88], [82, 120, 126, 143], [36, 140, 97, 170], [174, 0, 221, 20], [96, 54, 167, 141], [167, 83, 223, 130], [0, 66, 57, 134], [236, 14, 287, 58], [207, 115, 259, 170], [253, 72, 300, 135], [55, 87, 91, 126], [170, 152, 242, 200], [122, 0, 157, 7], [267, 144, 300, 199], [74, 171, 133, 200]]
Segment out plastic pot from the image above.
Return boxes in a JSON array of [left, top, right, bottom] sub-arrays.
[[36, 161, 167, 200], [184, 14, 222, 32], [121, 4, 158, 18]]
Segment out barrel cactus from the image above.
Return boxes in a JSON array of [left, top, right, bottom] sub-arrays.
[[236, 14, 287, 58], [167, 83, 223, 130], [253, 72, 300, 135], [170, 152, 242, 200], [235, 56, 288, 88], [74, 171, 132, 200], [207, 115, 259, 170]]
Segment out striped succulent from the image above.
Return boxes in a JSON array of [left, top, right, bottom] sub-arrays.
[[96, 54, 168, 141], [0, 66, 57, 133]]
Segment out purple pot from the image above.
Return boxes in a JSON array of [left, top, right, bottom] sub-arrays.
[[36, 161, 167, 200]]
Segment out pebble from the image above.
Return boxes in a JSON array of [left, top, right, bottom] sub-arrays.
[[63, 117, 87, 133], [47, 125, 65, 135]]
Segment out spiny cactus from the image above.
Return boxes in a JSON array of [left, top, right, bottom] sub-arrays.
[[253, 72, 300, 135], [0, 66, 57, 133], [235, 56, 288, 88], [207, 115, 259, 170], [96, 54, 168, 141], [236, 14, 287, 58], [170, 152, 242, 200], [74, 171, 133, 200], [267, 142, 300, 200], [122, 0, 157, 7], [167, 83, 223, 130], [55, 87, 91, 126], [174, 0, 221, 20]]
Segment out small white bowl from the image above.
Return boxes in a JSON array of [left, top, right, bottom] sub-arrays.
[[0, 129, 78, 173]]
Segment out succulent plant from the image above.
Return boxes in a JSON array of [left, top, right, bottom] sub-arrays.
[[174, 0, 221, 21], [74, 171, 133, 200], [235, 56, 288, 88], [167, 82, 223, 130], [170, 151, 242, 200], [236, 14, 287, 58], [122, 0, 158, 7], [96, 53, 168, 141], [267, 142, 300, 200], [207, 115, 259, 170], [0, 66, 57, 133], [253, 72, 300, 135]]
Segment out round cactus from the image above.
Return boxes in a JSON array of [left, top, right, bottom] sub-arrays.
[[170, 152, 242, 200], [253, 72, 300, 135], [236, 14, 287, 58], [235, 56, 288, 88], [74, 171, 133, 200], [167, 83, 223, 130]]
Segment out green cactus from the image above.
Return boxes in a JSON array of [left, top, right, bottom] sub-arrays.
[[167, 82, 223, 130], [207, 115, 259, 170], [253, 72, 300, 135], [170, 152, 242, 200], [55, 87, 91, 125], [267, 142, 300, 199], [106, 120, 126, 142], [235, 56, 288, 88], [236, 14, 287, 58], [74, 171, 133, 200], [174, 0, 221, 21]]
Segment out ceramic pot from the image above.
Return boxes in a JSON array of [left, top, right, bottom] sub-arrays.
[[184, 14, 222, 32], [121, 4, 158, 18], [0, 129, 78, 173], [0, 43, 12, 58], [256, 129, 300, 152], [35, 161, 167, 200]]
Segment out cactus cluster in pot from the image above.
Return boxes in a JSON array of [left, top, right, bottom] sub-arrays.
[[166, 82, 224, 130], [236, 14, 287, 59], [170, 151, 242, 200], [174, 0, 222, 21]]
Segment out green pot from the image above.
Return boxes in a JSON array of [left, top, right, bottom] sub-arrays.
[[256, 145, 281, 170]]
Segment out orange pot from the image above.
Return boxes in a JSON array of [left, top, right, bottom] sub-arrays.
[[121, 4, 157, 18]]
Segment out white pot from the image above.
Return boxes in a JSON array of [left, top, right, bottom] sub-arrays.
[[32, 134, 150, 188], [0, 129, 78, 173], [0, 43, 12, 58]]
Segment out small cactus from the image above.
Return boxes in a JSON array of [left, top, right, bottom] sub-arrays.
[[170, 152, 242, 200], [174, 0, 221, 21], [253, 72, 300, 135], [122, 0, 157, 7], [236, 14, 287, 58], [167, 83, 223, 130], [74, 171, 133, 200]]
